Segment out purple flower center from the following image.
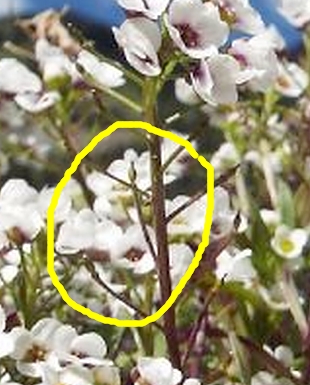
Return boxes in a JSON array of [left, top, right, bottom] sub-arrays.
[[177, 23, 199, 48]]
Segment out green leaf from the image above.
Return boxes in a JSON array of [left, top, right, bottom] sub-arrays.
[[249, 197, 278, 285], [277, 179, 295, 227], [294, 183, 310, 227]]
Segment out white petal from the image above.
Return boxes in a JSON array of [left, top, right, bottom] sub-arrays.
[[52, 324, 78, 353], [0, 332, 13, 357], [0, 265, 18, 286], [0, 305, 6, 332], [70, 333, 107, 359], [31, 318, 62, 344], [0, 58, 42, 94], [113, 18, 162, 77], [14, 91, 60, 113], [138, 357, 178, 385], [9, 327, 33, 360], [166, 0, 228, 59], [60, 366, 93, 385], [174, 78, 199, 105], [117, 0, 170, 19], [0, 179, 38, 205], [93, 365, 121, 385], [77, 50, 125, 88]]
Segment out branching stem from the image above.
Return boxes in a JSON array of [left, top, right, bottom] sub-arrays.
[[144, 78, 181, 369]]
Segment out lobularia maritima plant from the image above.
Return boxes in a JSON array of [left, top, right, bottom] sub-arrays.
[[0, 0, 310, 384]]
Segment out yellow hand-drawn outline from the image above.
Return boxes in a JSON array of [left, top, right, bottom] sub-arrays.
[[47, 121, 214, 327]]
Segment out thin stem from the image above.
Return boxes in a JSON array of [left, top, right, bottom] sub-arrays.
[[181, 284, 219, 367], [4, 41, 35, 60], [47, 114, 93, 207], [161, 129, 198, 174], [239, 336, 303, 385], [150, 135, 181, 368], [61, 128, 94, 207], [84, 259, 163, 331], [166, 165, 239, 223], [144, 78, 181, 368], [103, 169, 151, 199], [166, 189, 206, 224], [302, 313, 310, 384], [89, 83, 142, 115], [130, 170, 157, 261]]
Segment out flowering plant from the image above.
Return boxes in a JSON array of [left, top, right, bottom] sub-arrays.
[[0, 1, 310, 384]]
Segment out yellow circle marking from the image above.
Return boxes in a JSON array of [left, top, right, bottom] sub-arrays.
[[47, 121, 214, 327]]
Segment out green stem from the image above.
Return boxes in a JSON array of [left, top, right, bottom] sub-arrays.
[[91, 84, 143, 114]]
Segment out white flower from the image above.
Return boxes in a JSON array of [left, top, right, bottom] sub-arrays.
[[276, 0, 310, 28], [41, 362, 120, 385], [93, 365, 121, 385], [9, 318, 109, 377], [191, 54, 241, 105], [0, 57, 60, 112], [0, 179, 38, 205], [266, 113, 288, 140], [216, 248, 257, 283], [116, 0, 170, 19], [174, 78, 200, 106], [230, 34, 279, 92], [251, 371, 278, 385], [183, 380, 200, 385], [167, 187, 237, 240], [0, 179, 43, 244], [165, 0, 229, 59], [35, 38, 79, 82], [113, 18, 162, 76], [51, 326, 108, 367], [136, 357, 182, 385], [37, 186, 73, 224], [0, 305, 14, 358], [271, 226, 308, 259], [0, 58, 42, 94], [161, 133, 197, 178], [77, 50, 125, 88], [169, 243, 193, 288], [273, 345, 294, 368], [9, 318, 62, 377], [107, 148, 151, 191], [211, 142, 239, 176], [67, 265, 129, 317], [211, 187, 242, 238], [14, 91, 60, 113], [260, 209, 280, 229], [41, 365, 93, 385], [110, 224, 156, 275], [215, 0, 264, 34], [275, 61, 308, 98], [104, 146, 176, 193], [259, 25, 286, 52], [258, 284, 289, 311], [166, 194, 206, 238], [86, 171, 115, 198], [56, 209, 122, 256], [0, 249, 21, 288]]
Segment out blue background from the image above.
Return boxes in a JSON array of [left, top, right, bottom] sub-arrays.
[[4, 0, 303, 51]]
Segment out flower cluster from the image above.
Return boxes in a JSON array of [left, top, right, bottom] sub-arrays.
[[0, 1, 309, 385], [0, 306, 201, 385], [113, 0, 308, 106]]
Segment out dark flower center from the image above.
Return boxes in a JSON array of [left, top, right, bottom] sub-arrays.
[[24, 344, 47, 362], [125, 247, 144, 262], [177, 23, 199, 48]]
